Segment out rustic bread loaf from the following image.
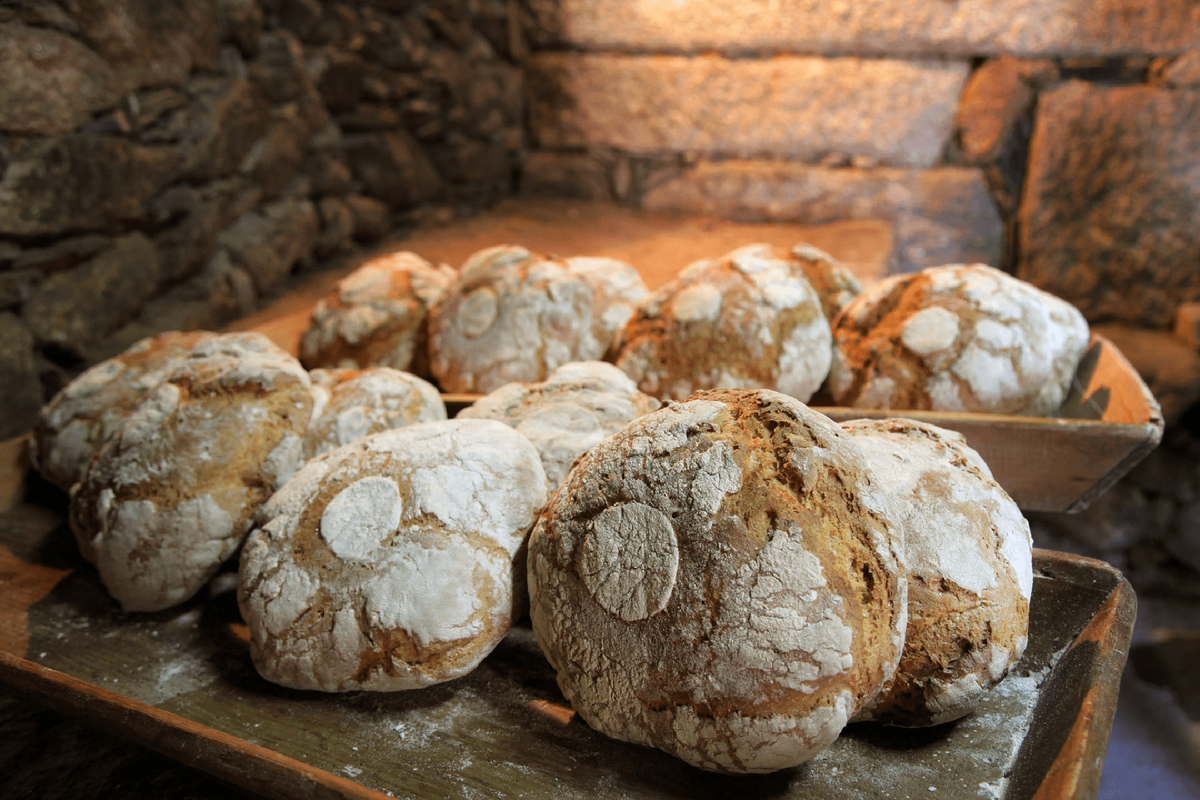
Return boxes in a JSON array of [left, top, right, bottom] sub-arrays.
[[303, 367, 445, 460], [528, 388, 907, 774], [30, 330, 221, 492], [829, 264, 1090, 415], [841, 418, 1032, 727], [614, 244, 832, 403], [790, 243, 864, 320], [427, 245, 606, 394], [67, 332, 313, 612], [562, 256, 649, 360], [238, 419, 549, 692], [298, 251, 455, 376], [458, 361, 660, 488]]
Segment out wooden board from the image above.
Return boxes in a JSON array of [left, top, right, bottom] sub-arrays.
[[0, 501, 1137, 800]]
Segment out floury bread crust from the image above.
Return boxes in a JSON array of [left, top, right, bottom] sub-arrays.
[[457, 361, 660, 487], [614, 244, 832, 403], [298, 251, 455, 376], [528, 389, 907, 774], [238, 419, 549, 692], [427, 245, 606, 394], [841, 418, 1032, 727], [829, 264, 1090, 415], [68, 333, 313, 612], [562, 256, 649, 360], [303, 367, 446, 460], [30, 330, 221, 492]]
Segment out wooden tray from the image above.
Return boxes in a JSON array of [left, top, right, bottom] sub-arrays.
[[436, 332, 1162, 514], [0, 500, 1136, 800]]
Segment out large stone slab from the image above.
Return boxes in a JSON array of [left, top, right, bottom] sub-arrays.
[[0, 135, 181, 237], [1018, 82, 1200, 327], [642, 160, 1003, 273], [527, 54, 967, 168], [527, 0, 1200, 57], [0, 21, 118, 136]]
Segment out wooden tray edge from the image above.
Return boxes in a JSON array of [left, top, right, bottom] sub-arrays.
[[0, 649, 392, 800], [1018, 550, 1138, 800]]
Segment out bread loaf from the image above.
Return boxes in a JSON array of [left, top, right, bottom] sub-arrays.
[[829, 264, 1089, 415], [528, 388, 907, 773], [68, 333, 313, 612], [457, 361, 659, 488], [614, 244, 832, 403], [239, 419, 549, 691], [841, 418, 1032, 727]]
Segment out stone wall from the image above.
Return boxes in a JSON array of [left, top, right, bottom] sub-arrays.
[[0, 0, 525, 439], [521, 0, 1200, 310], [520, 0, 1200, 594]]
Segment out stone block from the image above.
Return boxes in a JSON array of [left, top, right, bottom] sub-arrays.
[[0, 135, 180, 237], [530, 0, 1200, 58], [519, 151, 616, 201], [1173, 302, 1200, 350], [73, 0, 222, 94], [642, 160, 1003, 273], [0, 21, 118, 136], [956, 56, 1057, 165], [344, 194, 390, 241], [527, 53, 968, 168], [0, 312, 41, 440], [22, 233, 160, 357], [1149, 49, 1200, 87], [1018, 82, 1200, 327], [180, 78, 273, 181], [218, 198, 318, 294], [343, 130, 443, 208]]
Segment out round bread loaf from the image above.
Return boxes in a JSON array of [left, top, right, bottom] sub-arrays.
[[303, 367, 446, 460], [458, 361, 660, 487], [829, 264, 1090, 415], [238, 419, 549, 692], [30, 330, 220, 492], [614, 244, 832, 402], [68, 333, 313, 612], [790, 243, 864, 321], [298, 251, 455, 376], [841, 418, 1033, 727], [528, 388, 907, 774], [427, 245, 605, 394], [562, 256, 649, 360]]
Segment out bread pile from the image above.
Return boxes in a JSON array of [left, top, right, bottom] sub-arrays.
[[28, 241, 1068, 777], [529, 388, 1032, 773]]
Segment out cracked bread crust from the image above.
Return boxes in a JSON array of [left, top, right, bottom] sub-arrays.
[[527, 388, 907, 774], [841, 418, 1032, 727], [298, 251, 455, 377], [613, 244, 833, 403], [238, 419, 549, 692], [303, 367, 446, 461], [427, 245, 605, 394], [31, 330, 222, 492], [457, 361, 660, 488], [67, 333, 314, 613], [828, 264, 1089, 415]]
